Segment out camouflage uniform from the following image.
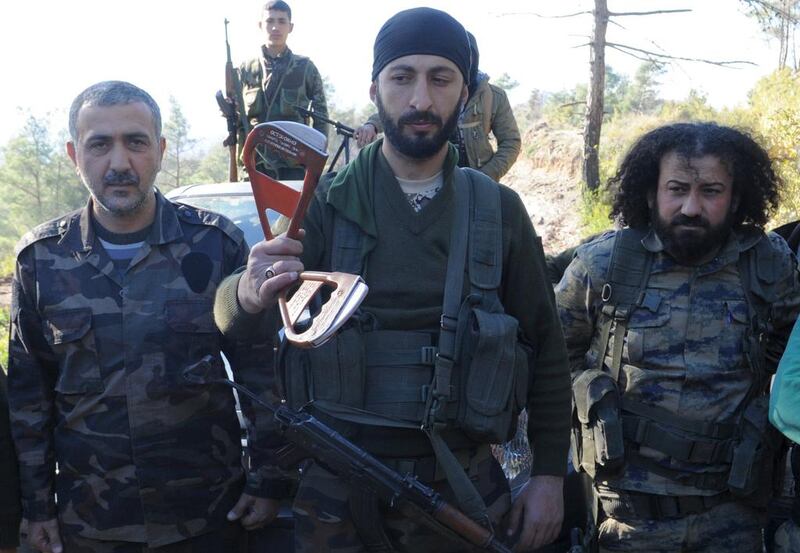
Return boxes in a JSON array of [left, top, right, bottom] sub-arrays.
[[556, 228, 800, 552], [7, 192, 277, 548], [237, 46, 329, 178]]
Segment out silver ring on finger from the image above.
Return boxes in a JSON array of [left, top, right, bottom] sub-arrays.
[[264, 265, 276, 280]]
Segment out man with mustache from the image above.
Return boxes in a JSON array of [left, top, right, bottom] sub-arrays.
[[556, 122, 800, 552], [236, 0, 329, 180], [7, 80, 277, 553], [215, 7, 571, 552], [354, 32, 522, 184]]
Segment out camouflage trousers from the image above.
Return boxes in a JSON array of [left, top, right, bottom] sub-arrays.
[[598, 500, 764, 553], [58, 522, 245, 553], [773, 519, 800, 553], [291, 446, 511, 553]]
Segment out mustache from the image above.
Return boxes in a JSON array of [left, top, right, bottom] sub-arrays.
[[670, 214, 709, 228], [398, 110, 442, 128], [103, 170, 139, 186]]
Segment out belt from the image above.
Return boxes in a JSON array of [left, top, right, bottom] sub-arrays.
[[601, 490, 732, 520]]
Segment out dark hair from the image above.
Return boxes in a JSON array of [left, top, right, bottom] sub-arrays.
[[69, 80, 161, 142], [263, 1, 292, 20], [609, 122, 781, 230]]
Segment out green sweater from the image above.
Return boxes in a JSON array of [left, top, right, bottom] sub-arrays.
[[215, 142, 571, 476]]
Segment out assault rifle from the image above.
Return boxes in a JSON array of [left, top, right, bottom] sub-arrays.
[[184, 355, 513, 553], [215, 18, 250, 182], [294, 104, 354, 172]]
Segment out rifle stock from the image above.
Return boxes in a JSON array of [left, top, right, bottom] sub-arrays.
[[184, 356, 513, 553]]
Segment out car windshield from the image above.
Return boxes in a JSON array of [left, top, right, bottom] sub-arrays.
[[175, 195, 264, 248]]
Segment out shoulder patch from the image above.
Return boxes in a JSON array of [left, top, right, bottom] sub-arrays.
[[173, 202, 245, 245], [15, 210, 81, 257]]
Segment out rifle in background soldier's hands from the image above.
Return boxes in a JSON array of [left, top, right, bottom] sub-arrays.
[[216, 18, 250, 182], [295, 104, 355, 170]]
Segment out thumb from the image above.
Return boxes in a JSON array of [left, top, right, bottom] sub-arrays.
[[227, 495, 250, 521]]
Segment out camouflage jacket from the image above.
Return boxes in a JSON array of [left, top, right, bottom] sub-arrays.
[[0, 371, 21, 549], [237, 47, 329, 173], [7, 192, 277, 547], [556, 228, 800, 496]]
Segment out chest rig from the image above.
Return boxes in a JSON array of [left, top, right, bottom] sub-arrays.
[[572, 228, 786, 514], [279, 168, 529, 525]]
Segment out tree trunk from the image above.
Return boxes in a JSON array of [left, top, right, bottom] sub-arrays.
[[583, 0, 609, 191]]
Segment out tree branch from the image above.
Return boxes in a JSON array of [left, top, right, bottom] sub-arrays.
[[606, 42, 756, 66], [494, 10, 592, 19], [606, 44, 659, 63], [743, 0, 800, 24], [608, 9, 692, 17]]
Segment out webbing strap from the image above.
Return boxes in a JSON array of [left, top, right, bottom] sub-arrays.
[[622, 416, 734, 464], [625, 451, 729, 491], [622, 398, 736, 439], [600, 490, 731, 520], [424, 168, 490, 524], [595, 229, 652, 381]]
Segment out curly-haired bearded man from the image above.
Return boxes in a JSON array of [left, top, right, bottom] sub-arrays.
[[556, 122, 800, 553]]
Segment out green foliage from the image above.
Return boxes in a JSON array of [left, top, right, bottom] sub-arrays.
[[580, 188, 614, 235], [0, 113, 87, 258], [0, 255, 15, 279], [492, 73, 519, 91], [746, 68, 800, 224], [158, 97, 200, 191]]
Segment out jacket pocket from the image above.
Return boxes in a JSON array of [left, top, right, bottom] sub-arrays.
[[165, 299, 219, 366], [624, 299, 671, 363], [280, 89, 309, 118], [243, 85, 265, 119], [43, 308, 103, 394]]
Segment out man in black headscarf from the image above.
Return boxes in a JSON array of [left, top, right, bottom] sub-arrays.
[[215, 7, 570, 552]]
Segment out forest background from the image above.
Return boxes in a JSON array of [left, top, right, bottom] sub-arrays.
[[1, 1, 799, 361]]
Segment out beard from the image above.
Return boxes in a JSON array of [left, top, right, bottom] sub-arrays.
[[93, 169, 149, 217], [651, 204, 734, 265], [376, 91, 461, 160]]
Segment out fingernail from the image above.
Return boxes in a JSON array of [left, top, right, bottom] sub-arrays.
[[227, 511, 236, 520], [290, 271, 298, 280]]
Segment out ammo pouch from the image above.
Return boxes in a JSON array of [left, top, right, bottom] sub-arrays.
[[280, 325, 366, 437], [571, 369, 625, 478], [455, 304, 529, 444], [728, 396, 784, 506]]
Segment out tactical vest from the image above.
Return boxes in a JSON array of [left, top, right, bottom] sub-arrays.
[[278, 168, 529, 523], [572, 228, 786, 510]]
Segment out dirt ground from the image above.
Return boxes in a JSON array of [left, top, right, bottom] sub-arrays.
[[503, 159, 583, 255]]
